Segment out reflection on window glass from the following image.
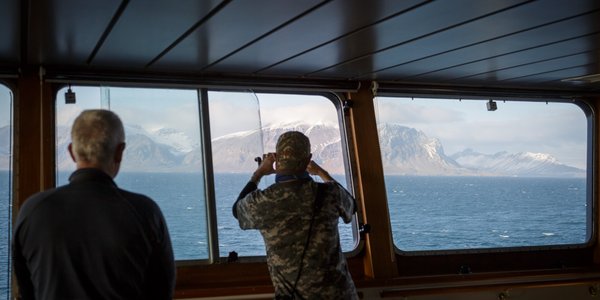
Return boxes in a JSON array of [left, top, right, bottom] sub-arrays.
[[375, 97, 589, 251], [56, 86, 207, 260], [0, 84, 13, 299], [209, 92, 356, 257]]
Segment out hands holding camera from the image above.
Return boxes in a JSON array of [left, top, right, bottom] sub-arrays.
[[250, 153, 334, 184], [250, 153, 275, 184]]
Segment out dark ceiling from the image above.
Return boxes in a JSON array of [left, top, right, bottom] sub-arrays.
[[1, 0, 599, 91]]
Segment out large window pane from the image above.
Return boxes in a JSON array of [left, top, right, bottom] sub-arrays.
[[208, 91, 265, 257], [375, 97, 589, 251], [209, 92, 356, 257], [0, 84, 13, 299], [56, 86, 207, 260], [55, 87, 357, 261]]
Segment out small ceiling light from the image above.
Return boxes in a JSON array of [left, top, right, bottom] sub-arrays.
[[487, 100, 497, 111]]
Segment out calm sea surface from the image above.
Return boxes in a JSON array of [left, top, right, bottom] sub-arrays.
[[0, 171, 11, 300], [385, 175, 587, 250], [0, 172, 588, 299]]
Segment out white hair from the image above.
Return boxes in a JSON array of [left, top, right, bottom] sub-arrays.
[[71, 109, 125, 166]]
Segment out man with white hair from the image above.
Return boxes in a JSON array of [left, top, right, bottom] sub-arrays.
[[13, 109, 175, 300]]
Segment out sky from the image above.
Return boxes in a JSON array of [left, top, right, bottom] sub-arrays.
[[0, 85, 11, 128], [375, 97, 588, 169], [55, 86, 339, 137], [56, 86, 201, 139], [208, 91, 338, 138], [51, 86, 588, 169]]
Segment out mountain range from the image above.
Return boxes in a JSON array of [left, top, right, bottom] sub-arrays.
[[0, 123, 586, 177], [377, 123, 585, 177]]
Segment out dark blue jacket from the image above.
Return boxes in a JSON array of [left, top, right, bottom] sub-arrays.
[[13, 168, 175, 300]]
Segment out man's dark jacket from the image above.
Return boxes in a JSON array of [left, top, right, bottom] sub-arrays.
[[12, 168, 175, 300]]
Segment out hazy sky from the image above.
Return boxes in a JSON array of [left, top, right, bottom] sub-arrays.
[[55, 86, 338, 135], [375, 97, 588, 169], [208, 91, 338, 138], [0, 85, 11, 127], [52, 86, 587, 169], [56, 86, 201, 138]]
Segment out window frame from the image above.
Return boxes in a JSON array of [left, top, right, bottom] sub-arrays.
[[53, 84, 212, 262], [0, 80, 14, 300], [376, 92, 597, 275], [51, 84, 362, 265], [202, 88, 362, 261]]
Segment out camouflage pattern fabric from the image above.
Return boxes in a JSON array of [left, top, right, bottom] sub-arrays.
[[276, 131, 311, 174], [236, 179, 358, 300]]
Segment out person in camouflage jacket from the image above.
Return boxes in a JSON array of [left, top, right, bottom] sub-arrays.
[[233, 131, 358, 299]]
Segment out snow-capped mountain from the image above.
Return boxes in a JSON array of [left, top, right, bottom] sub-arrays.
[[451, 149, 585, 177], [120, 133, 183, 171], [1, 122, 586, 177], [210, 129, 265, 173], [211, 122, 344, 173], [149, 127, 197, 154], [55, 124, 201, 172], [376, 124, 585, 177], [377, 123, 469, 175]]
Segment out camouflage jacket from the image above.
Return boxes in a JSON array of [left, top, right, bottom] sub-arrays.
[[234, 179, 358, 300]]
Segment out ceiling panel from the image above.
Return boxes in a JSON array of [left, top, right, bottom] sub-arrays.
[[204, 0, 428, 74], [469, 64, 599, 88], [260, 0, 528, 76], [367, 12, 600, 81], [28, 0, 122, 65], [2, 0, 598, 91], [411, 33, 600, 85], [0, 0, 20, 67], [314, 0, 600, 79], [151, 0, 323, 71], [465, 52, 597, 81], [91, 0, 223, 69]]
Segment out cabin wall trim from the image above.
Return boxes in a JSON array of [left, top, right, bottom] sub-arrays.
[[347, 82, 398, 279]]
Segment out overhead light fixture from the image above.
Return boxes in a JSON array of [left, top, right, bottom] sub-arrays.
[[487, 100, 497, 111], [65, 84, 76, 104], [561, 73, 600, 84]]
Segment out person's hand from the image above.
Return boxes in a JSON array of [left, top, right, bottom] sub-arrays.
[[250, 153, 275, 184], [256, 153, 276, 176], [306, 160, 324, 176], [307, 160, 334, 182]]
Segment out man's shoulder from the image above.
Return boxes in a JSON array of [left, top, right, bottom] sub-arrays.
[[323, 181, 353, 197], [116, 188, 161, 210], [117, 188, 154, 202], [15, 186, 64, 226], [21, 186, 66, 210]]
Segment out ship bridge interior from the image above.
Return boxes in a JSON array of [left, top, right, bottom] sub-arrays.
[[2, 0, 600, 299]]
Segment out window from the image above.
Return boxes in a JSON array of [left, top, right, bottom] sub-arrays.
[[56, 86, 207, 260], [56, 87, 357, 260], [208, 91, 356, 257], [374, 97, 590, 252], [0, 84, 13, 300]]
